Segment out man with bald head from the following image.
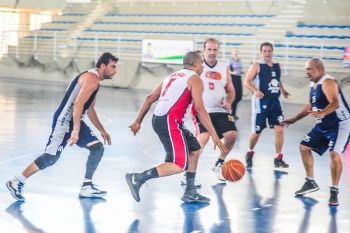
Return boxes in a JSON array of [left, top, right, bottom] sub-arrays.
[[126, 51, 228, 203], [281, 58, 350, 206]]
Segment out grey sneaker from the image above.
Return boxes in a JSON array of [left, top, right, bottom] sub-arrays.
[[295, 178, 320, 196], [274, 157, 289, 168], [125, 173, 144, 202], [181, 190, 210, 203], [212, 163, 226, 181], [6, 178, 25, 201], [245, 151, 254, 167], [79, 183, 107, 198], [329, 187, 339, 206]]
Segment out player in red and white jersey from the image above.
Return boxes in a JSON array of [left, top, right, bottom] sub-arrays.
[[125, 51, 228, 203]]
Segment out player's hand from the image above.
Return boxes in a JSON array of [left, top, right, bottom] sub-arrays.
[[211, 135, 228, 153], [253, 90, 264, 99], [307, 110, 324, 119], [220, 102, 231, 112], [129, 121, 141, 136], [101, 130, 111, 145], [280, 118, 296, 127], [282, 89, 291, 99], [67, 129, 79, 146]]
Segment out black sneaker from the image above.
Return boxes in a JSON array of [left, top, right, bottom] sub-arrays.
[[274, 157, 289, 168], [181, 190, 210, 203], [329, 187, 339, 206], [6, 178, 25, 201], [295, 178, 320, 196], [245, 151, 254, 167], [125, 173, 144, 202]]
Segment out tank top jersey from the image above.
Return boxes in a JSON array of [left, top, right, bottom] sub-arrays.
[[310, 74, 350, 130], [201, 60, 228, 113], [154, 69, 197, 124], [251, 60, 282, 113], [52, 69, 99, 130]]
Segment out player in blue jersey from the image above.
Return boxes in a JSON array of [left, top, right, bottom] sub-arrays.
[[244, 42, 290, 168], [6, 52, 118, 201], [281, 58, 350, 206]]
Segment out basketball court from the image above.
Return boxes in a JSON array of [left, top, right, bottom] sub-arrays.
[[0, 77, 349, 233]]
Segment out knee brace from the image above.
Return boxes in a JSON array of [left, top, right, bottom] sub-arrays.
[[34, 153, 60, 170], [85, 142, 104, 179]]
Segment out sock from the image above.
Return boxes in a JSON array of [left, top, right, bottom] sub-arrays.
[[332, 185, 339, 189], [185, 172, 196, 191], [277, 154, 283, 160], [139, 167, 159, 183], [215, 158, 225, 166], [307, 176, 314, 181], [82, 179, 92, 186], [16, 173, 27, 183]]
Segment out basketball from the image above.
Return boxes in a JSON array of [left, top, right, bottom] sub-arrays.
[[222, 159, 245, 182]]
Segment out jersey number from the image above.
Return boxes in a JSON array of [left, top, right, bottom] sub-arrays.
[[162, 78, 176, 97]]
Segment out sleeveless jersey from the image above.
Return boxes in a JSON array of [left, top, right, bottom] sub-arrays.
[[154, 69, 197, 124], [52, 69, 99, 130], [201, 60, 228, 113], [310, 74, 350, 129], [252, 60, 282, 113]]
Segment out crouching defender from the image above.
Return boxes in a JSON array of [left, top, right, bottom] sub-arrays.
[[6, 52, 118, 201]]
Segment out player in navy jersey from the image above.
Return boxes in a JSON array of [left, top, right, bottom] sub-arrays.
[[244, 42, 290, 168], [126, 51, 227, 203], [6, 52, 118, 201], [281, 58, 350, 206]]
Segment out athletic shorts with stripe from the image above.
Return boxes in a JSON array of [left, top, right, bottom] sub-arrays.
[[152, 115, 201, 170], [300, 119, 350, 155], [251, 107, 283, 134], [45, 121, 99, 156]]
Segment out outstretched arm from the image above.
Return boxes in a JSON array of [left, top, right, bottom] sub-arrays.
[[188, 75, 228, 153], [281, 103, 311, 127], [129, 82, 162, 136]]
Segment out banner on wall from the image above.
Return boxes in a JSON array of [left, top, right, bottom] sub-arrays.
[[142, 39, 194, 64], [342, 46, 350, 68]]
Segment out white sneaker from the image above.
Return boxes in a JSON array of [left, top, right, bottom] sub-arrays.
[[212, 163, 226, 181], [79, 183, 107, 198], [180, 175, 202, 188]]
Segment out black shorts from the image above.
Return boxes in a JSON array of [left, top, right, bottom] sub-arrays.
[[194, 112, 237, 139]]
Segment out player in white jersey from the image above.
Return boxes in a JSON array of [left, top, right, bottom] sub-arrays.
[[126, 51, 228, 203], [282, 58, 350, 206], [188, 38, 236, 184], [6, 52, 118, 201]]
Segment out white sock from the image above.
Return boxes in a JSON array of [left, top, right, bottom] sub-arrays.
[[16, 173, 27, 183], [307, 176, 314, 181], [332, 185, 339, 189]]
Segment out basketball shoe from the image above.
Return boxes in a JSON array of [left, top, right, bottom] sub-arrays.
[[181, 189, 210, 203], [329, 187, 339, 206], [274, 154, 289, 168], [212, 163, 226, 181], [295, 178, 320, 196], [125, 173, 145, 202], [6, 177, 25, 201], [79, 183, 107, 198], [245, 151, 254, 167]]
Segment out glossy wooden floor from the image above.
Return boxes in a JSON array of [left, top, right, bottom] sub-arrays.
[[0, 77, 349, 233]]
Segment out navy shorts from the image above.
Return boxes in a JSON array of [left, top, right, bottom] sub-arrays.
[[152, 115, 201, 170], [251, 107, 283, 134], [300, 120, 350, 155], [45, 121, 99, 156]]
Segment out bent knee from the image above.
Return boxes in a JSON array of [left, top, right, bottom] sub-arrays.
[[34, 153, 60, 170], [299, 144, 312, 154]]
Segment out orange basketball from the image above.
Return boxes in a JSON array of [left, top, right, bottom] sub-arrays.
[[222, 159, 245, 182]]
